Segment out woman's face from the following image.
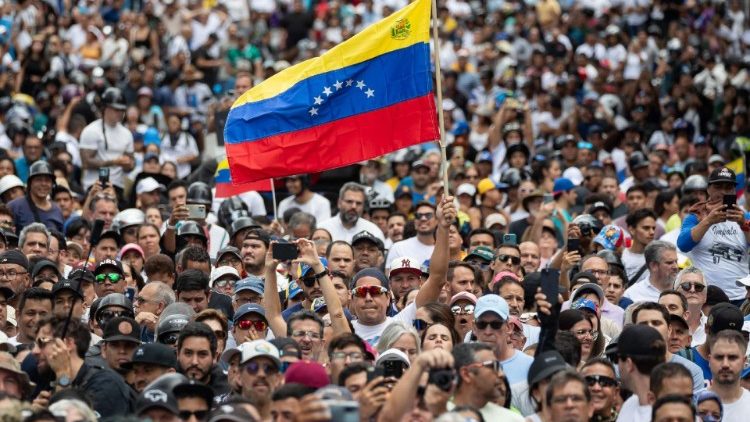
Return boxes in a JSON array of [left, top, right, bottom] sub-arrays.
[[546, 161, 562, 181], [391, 333, 418, 363], [0, 159, 14, 177], [570, 319, 594, 356], [161, 163, 177, 179], [447, 225, 462, 250], [146, 208, 162, 226], [422, 324, 453, 352], [167, 116, 181, 133], [696, 399, 722, 422]]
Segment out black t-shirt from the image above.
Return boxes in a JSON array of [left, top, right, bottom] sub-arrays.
[[281, 12, 314, 49]]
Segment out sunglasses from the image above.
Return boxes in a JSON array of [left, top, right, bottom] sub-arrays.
[[178, 410, 209, 420], [584, 375, 618, 388], [451, 304, 475, 315], [470, 359, 503, 372], [236, 319, 267, 331], [495, 254, 521, 265], [572, 329, 599, 341], [95, 273, 123, 284], [351, 285, 389, 298], [159, 332, 179, 345], [467, 260, 490, 271], [679, 282, 705, 293], [97, 310, 133, 325], [280, 361, 293, 374], [475, 320, 504, 330], [413, 319, 430, 331], [244, 361, 279, 375], [415, 212, 435, 220], [301, 276, 318, 288]]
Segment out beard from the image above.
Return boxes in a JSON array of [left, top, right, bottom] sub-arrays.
[[340, 210, 359, 225]]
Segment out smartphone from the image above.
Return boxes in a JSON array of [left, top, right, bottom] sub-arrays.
[[567, 238, 580, 253], [99, 168, 109, 185], [366, 366, 384, 383], [272, 242, 299, 261], [187, 204, 207, 219], [323, 400, 360, 422], [382, 359, 405, 379], [543, 193, 554, 204], [124, 287, 135, 302], [540, 268, 560, 307], [724, 194, 737, 210], [503, 233, 517, 245]]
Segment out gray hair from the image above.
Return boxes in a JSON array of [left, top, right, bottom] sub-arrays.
[[89, 194, 118, 212], [644, 240, 676, 266], [338, 182, 367, 200], [19, 222, 50, 248], [49, 399, 98, 422], [149, 281, 176, 307], [288, 211, 316, 232], [376, 321, 421, 356], [673, 266, 705, 290]]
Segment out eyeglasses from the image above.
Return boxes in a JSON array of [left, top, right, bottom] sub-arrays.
[[551, 394, 587, 405], [414, 212, 434, 220], [451, 304, 475, 315], [236, 319, 267, 331], [214, 278, 237, 289], [134, 296, 154, 305], [679, 282, 705, 293], [97, 309, 134, 326], [178, 410, 209, 420], [495, 254, 521, 265], [572, 329, 599, 340], [218, 257, 241, 267], [95, 273, 123, 284], [588, 269, 609, 278], [697, 410, 722, 422], [159, 332, 179, 345], [413, 319, 430, 331], [330, 351, 364, 361], [0, 270, 27, 279], [469, 359, 502, 372], [475, 320, 504, 330], [244, 361, 279, 375], [467, 260, 490, 271], [584, 375, 618, 388], [351, 285, 389, 298], [291, 330, 322, 340]]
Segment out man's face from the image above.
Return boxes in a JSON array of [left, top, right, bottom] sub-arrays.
[[94, 200, 118, 229], [20, 299, 51, 340], [599, 178, 618, 199], [94, 238, 119, 262], [271, 397, 299, 422], [177, 337, 214, 383], [241, 239, 267, 271], [0, 368, 22, 399], [449, 266, 475, 297], [338, 191, 365, 224], [580, 257, 609, 286], [491, 246, 521, 274], [466, 349, 503, 401], [709, 339, 744, 386], [626, 191, 646, 210], [343, 371, 367, 400], [351, 277, 390, 325], [141, 409, 178, 422], [603, 276, 624, 305], [519, 242, 540, 274], [53, 291, 84, 319], [232, 314, 268, 345], [414, 205, 437, 236], [233, 290, 263, 310], [178, 290, 209, 313], [653, 403, 694, 422], [135, 283, 162, 316], [473, 312, 508, 350], [389, 270, 420, 300], [177, 396, 211, 422], [329, 344, 364, 384], [0, 263, 30, 296], [140, 191, 160, 208], [581, 363, 619, 416], [499, 283, 524, 316], [658, 294, 686, 317], [102, 340, 139, 371], [387, 215, 406, 242], [630, 217, 656, 246], [289, 319, 323, 361], [635, 309, 670, 346], [169, 187, 188, 208], [369, 209, 389, 234], [327, 244, 354, 277], [22, 232, 48, 258], [53, 192, 73, 216], [331, 276, 350, 309], [412, 167, 430, 189], [285, 177, 303, 195], [352, 241, 380, 270], [132, 363, 172, 393], [653, 250, 679, 285], [707, 182, 736, 203], [548, 380, 593, 422], [668, 322, 691, 353], [94, 268, 126, 297], [677, 273, 706, 308], [240, 356, 281, 401], [32, 323, 54, 374]]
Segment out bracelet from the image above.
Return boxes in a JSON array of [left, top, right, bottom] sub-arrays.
[[312, 268, 329, 280]]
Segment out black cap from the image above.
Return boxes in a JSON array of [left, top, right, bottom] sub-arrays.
[[216, 246, 241, 262], [0, 250, 28, 270], [668, 313, 689, 329], [68, 268, 94, 283], [136, 388, 179, 416], [206, 404, 255, 422], [122, 343, 177, 370], [708, 167, 737, 185], [705, 285, 730, 307], [103, 316, 141, 343], [0, 285, 13, 300], [527, 350, 568, 387], [51, 279, 83, 299], [99, 230, 122, 247], [32, 259, 61, 278], [617, 324, 665, 359], [587, 201, 612, 215], [708, 303, 744, 334], [571, 271, 597, 287], [351, 231, 384, 250], [95, 258, 124, 275], [173, 380, 215, 405]]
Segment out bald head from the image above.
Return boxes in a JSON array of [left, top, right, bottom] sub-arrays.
[[519, 241, 540, 274]]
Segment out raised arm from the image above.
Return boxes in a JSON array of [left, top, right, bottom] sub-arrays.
[[263, 242, 287, 338], [415, 196, 456, 307]]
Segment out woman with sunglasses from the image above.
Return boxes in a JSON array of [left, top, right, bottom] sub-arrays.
[[415, 302, 454, 335], [450, 292, 476, 341], [376, 321, 420, 363]]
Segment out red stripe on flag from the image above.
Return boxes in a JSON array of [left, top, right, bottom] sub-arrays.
[[215, 179, 273, 198], [226, 95, 438, 184]]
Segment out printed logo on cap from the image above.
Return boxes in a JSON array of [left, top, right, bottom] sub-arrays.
[[118, 321, 133, 335], [144, 390, 168, 402], [719, 168, 733, 178], [255, 343, 272, 353], [136, 348, 145, 356], [400, 259, 411, 268]]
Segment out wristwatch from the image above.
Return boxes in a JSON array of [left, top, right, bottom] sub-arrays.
[[312, 268, 329, 280], [57, 375, 71, 388]]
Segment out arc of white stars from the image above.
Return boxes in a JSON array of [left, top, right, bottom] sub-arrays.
[[333, 80, 343, 90], [365, 88, 375, 98], [356, 80, 366, 89], [322, 86, 333, 96], [313, 96, 323, 105], [309, 107, 318, 116]]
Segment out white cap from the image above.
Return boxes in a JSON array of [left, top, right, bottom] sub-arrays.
[[456, 183, 476, 197], [221, 339, 281, 367], [736, 275, 750, 287], [388, 257, 421, 277], [210, 266, 240, 287], [376, 348, 410, 367], [562, 166, 584, 186], [136, 177, 163, 195], [484, 213, 507, 229], [6, 306, 15, 327]]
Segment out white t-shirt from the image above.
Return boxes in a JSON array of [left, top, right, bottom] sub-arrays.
[[621, 248, 649, 284], [721, 388, 750, 421], [160, 132, 199, 179], [54, 131, 82, 167], [351, 302, 417, 346], [318, 215, 385, 243], [385, 237, 435, 272], [208, 224, 230, 259], [616, 395, 650, 422], [623, 279, 662, 303], [79, 119, 134, 189], [277, 193, 331, 223]]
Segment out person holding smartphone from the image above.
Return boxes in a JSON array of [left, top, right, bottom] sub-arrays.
[[677, 166, 750, 306]]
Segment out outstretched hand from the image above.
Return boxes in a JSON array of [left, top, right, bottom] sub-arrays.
[[436, 195, 457, 227]]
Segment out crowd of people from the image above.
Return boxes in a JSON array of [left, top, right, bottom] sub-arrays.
[[0, 0, 750, 421]]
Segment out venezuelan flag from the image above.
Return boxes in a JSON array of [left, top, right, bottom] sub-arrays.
[[224, 0, 438, 184], [215, 158, 272, 198], [727, 156, 745, 197]]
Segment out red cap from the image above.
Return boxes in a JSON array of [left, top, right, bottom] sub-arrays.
[[284, 361, 329, 389]]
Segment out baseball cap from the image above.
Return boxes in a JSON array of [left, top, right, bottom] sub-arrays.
[[287, 281, 303, 301], [234, 276, 264, 296], [376, 348, 411, 367], [456, 183, 476, 197], [450, 291, 478, 306], [474, 294, 509, 320], [394, 185, 412, 199], [122, 343, 177, 370], [594, 225, 630, 251], [552, 177, 575, 194], [477, 178, 499, 195], [136, 388, 179, 416], [144, 152, 160, 162], [709, 154, 725, 165], [484, 213, 507, 229], [412, 160, 429, 171], [216, 246, 242, 263], [737, 275, 750, 287], [103, 317, 141, 344], [350, 268, 390, 290], [95, 258, 123, 275], [708, 303, 744, 333], [31, 259, 60, 279], [708, 167, 737, 185], [224, 339, 281, 367], [389, 257, 421, 277], [206, 404, 256, 422], [617, 324, 665, 358], [571, 271, 598, 288], [705, 285, 730, 307], [136, 177, 164, 195], [0, 284, 13, 300], [311, 297, 327, 313], [527, 351, 568, 387], [300, 257, 328, 278], [464, 246, 494, 263], [587, 201, 612, 215], [571, 298, 598, 314], [120, 243, 145, 259], [571, 282, 605, 304], [51, 279, 83, 299], [210, 266, 240, 288], [0, 250, 28, 270], [284, 361, 329, 389], [352, 231, 384, 250], [233, 303, 266, 324], [668, 313, 689, 330], [173, 380, 215, 405]]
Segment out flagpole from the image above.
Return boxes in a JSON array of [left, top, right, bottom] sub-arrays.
[[430, 0, 450, 195], [270, 179, 279, 220]]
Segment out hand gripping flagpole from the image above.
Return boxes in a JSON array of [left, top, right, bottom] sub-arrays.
[[430, 0, 450, 195]]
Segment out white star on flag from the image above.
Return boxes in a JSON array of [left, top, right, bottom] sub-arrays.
[[356, 81, 366, 90], [365, 88, 375, 98], [309, 107, 318, 116], [313, 96, 323, 105], [334, 80, 343, 90], [346, 80, 353, 87], [323, 86, 333, 96]]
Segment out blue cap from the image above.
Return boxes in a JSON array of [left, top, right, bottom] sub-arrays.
[[474, 294, 509, 320], [394, 184, 412, 199], [311, 297, 327, 313], [234, 303, 266, 323], [553, 177, 575, 194], [287, 281, 303, 300], [571, 298, 598, 314], [300, 258, 328, 278], [420, 259, 430, 275], [234, 276, 264, 296], [144, 127, 160, 144], [477, 150, 493, 162]]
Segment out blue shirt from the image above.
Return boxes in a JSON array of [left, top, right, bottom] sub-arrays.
[[689, 346, 712, 381], [8, 196, 63, 234], [500, 350, 534, 385]]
